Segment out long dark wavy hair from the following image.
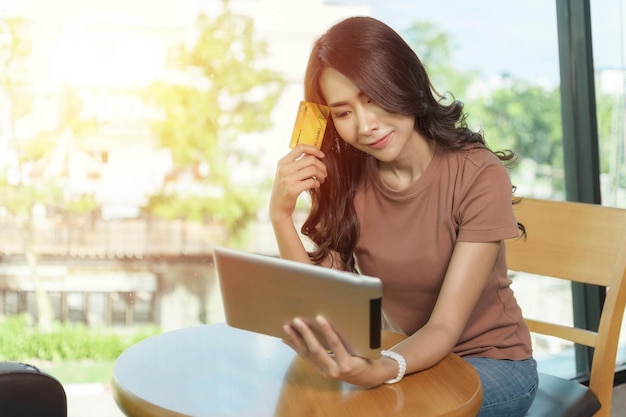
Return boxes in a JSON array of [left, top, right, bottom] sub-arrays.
[[301, 16, 519, 272]]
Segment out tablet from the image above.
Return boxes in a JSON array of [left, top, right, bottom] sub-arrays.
[[213, 246, 382, 359]]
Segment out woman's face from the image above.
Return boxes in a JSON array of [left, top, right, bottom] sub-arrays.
[[319, 67, 420, 163]]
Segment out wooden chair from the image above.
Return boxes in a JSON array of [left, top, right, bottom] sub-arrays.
[[505, 197, 626, 417]]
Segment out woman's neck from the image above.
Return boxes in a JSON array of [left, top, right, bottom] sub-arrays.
[[377, 136, 437, 191]]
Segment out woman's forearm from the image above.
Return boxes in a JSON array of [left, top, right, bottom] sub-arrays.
[[271, 216, 313, 264], [390, 322, 459, 376]]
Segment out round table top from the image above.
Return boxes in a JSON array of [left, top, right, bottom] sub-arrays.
[[112, 323, 482, 417]]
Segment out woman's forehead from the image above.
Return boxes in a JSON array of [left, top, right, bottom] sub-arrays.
[[319, 67, 361, 106]]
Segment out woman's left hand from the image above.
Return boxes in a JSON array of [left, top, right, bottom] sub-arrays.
[[282, 316, 382, 387]]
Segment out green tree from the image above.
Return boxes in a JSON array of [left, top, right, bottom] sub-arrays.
[[401, 21, 477, 98], [0, 15, 99, 329], [0, 14, 54, 330], [401, 21, 564, 195], [596, 90, 625, 205], [469, 77, 564, 196], [145, 0, 284, 244], [0, 15, 31, 143]]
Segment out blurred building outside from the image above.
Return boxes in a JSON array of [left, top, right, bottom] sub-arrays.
[[0, 0, 370, 331]]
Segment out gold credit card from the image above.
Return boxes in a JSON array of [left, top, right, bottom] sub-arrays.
[[289, 101, 330, 149]]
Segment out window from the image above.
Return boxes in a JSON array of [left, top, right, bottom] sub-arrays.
[[591, 0, 626, 375], [0, 0, 623, 402]]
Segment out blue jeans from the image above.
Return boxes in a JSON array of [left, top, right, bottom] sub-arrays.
[[464, 357, 538, 417]]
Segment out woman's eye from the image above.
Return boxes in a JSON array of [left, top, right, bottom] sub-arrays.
[[333, 111, 350, 118]]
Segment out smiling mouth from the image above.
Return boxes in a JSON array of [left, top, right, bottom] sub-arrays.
[[368, 133, 391, 149]]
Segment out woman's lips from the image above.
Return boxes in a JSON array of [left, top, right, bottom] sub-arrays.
[[368, 133, 391, 150]]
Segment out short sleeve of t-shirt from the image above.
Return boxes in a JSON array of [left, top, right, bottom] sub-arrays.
[[454, 150, 519, 242]]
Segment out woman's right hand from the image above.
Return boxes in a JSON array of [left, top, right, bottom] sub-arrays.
[[269, 144, 327, 224]]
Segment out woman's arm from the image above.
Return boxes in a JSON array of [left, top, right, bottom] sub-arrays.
[[391, 240, 500, 373], [283, 240, 501, 387], [269, 144, 327, 264]]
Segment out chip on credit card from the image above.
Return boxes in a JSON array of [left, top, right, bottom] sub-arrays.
[[289, 101, 330, 149]]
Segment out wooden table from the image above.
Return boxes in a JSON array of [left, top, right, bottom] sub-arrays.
[[112, 323, 482, 417]]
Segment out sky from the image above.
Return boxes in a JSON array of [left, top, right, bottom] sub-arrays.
[[340, 0, 625, 87], [4, 0, 624, 86]]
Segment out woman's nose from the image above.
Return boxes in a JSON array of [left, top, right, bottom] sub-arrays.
[[357, 108, 378, 136]]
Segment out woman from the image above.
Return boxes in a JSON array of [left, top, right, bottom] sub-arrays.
[[269, 16, 537, 417]]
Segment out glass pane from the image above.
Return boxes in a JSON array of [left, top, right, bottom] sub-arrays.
[[510, 272, 577, 379], [591, 0, 626, 375], [3, 2, 622, 414], [591, 0, 626, 209]]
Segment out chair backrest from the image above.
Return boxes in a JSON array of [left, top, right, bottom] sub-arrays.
[[0, 362, 67, 417], [506, 197, 626, 417]]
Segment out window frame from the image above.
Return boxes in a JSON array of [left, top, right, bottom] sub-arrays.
[[556, 0, 626, 384]]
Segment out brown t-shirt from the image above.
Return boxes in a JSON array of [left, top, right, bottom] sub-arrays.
[[353, 145, 532, 360]]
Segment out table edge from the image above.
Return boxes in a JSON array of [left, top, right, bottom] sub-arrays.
[[111, 373, 189, 417]]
